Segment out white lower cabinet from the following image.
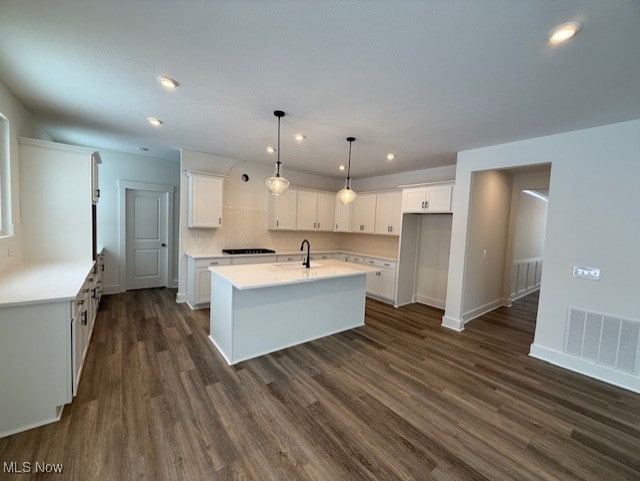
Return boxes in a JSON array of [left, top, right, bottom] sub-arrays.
[[187, 257, 232, 309], [363, 257, 396, 302]]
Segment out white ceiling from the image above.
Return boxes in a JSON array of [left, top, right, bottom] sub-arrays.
[[0, 1, 639, 179]]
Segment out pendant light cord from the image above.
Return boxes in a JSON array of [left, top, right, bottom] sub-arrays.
[[276, 114, 282, 177]]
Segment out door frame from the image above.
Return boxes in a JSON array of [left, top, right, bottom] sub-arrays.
[[118, 180, 174, 292]]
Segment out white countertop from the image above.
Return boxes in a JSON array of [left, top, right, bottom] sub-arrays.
[[187, 250, 397, 262], [210, 259, 380, 290], [0, 261, 94, 308]]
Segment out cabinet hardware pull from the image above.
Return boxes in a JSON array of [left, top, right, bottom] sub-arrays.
[[425, 201, 429, 208], [336, 224, 338, 229], [101, 264, 104, 271], [81, 311, 88, 325], [219, 217, 222, 224], [96, 189, 100, 198], [77, 299, 85, 305], [276, 220, 279, 227], [91, 289, 96, 299], [317, 223, 320, 229], [210, 261, 219, 265], [83, 288, 89, 293]]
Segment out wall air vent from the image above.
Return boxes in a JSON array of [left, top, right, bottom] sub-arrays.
[[564, 308, 640, 375]]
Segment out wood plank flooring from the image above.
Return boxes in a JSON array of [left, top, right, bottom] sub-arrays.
[[2, 289, 639, 480]]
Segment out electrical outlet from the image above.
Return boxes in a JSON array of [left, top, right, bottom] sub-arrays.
[[573, 266, 600, 280], [7, 248, 13, 257]]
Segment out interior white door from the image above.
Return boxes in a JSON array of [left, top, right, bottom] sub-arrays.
[[126, 189, 168, 289]]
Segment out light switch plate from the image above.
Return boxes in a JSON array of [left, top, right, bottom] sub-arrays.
[[573, 266, 600, 280]]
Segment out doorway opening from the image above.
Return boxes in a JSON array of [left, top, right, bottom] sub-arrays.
[[461, 164, 551, 330]]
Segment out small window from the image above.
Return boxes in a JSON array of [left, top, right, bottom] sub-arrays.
[[0, 113, 11, 237]]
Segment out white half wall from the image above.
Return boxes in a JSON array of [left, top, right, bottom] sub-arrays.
[[444, 118, 640, 392]]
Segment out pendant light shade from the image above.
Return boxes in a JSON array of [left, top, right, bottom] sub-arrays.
[[266, 110, 290, 196], [337, 137, 357, 205]]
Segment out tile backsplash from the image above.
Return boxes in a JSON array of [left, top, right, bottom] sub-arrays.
[[185, 207, 398, 257]]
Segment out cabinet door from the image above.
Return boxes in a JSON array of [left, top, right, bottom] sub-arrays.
[[350, 194, 376, 233], [372, 191, 401, 235], [316, 193, 334, 231], [390, 191, 402, 235], [188, 174, 224, 228], [296, 191, 318, 231], [91, 154, 100, 204], [334, 196, 351, 232], [196, 266, 212, 305], [268, 188, 297, 230], [366, 272, 379, 294], [378, 268, 396, 300], [402, 187, 427, 213], [425, 184, 453, 213]]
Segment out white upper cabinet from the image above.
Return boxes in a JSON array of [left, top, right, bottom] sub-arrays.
[[316, 192, 334, 232], [350, 193, 377, 234], [401, 182, 454, 214], [91, 152, 101, 204], [268, 187, 297, 230], [334, 195, 351, 232], [295, 190, 334, 232], [374, 191, 402, 235], [186, 171, 225, 228]]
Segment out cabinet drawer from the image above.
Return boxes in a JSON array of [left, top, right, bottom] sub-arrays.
[[346, 255, 364, 264], [195, 258, 231, 269], [364, 257, 396, 270]]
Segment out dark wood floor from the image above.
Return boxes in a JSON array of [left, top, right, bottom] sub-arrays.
[[2, 290, 640, 480]]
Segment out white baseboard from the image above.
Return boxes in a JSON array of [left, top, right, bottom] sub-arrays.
[[365, 293, 394, 306], [415, 294, 445, 310], [169, 278, 178, 289], [529, 344, 640, 394], [176, 292, 186, 303], [102, 284, 121, 295], [463, 298, 503, 323], [509, 285, 540, 303], [441, 315, 464, 332]]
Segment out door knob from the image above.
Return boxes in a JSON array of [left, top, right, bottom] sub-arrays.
[[161, 243, 167, 247]]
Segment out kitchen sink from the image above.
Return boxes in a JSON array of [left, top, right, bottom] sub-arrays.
[[274, 261, 323, 269]]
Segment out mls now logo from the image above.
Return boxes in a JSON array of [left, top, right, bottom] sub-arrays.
[[4, 461, 64, 474]]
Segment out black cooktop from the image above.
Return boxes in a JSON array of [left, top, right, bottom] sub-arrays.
[[222, 248, 276, 255]]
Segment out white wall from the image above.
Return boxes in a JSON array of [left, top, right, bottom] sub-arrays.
[[512, 191, 547, 261], [0, 80, 51, 271], [415, 214, 452, 309], [353, 164, 455, 191], [97, 149, 180, 293], [444, 119, 640, 393], [461, 170, 512, 320]]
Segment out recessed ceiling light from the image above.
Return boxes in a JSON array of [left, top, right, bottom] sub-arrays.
[[158, 76, 179, 90], [266, 146, 276, 154], [147, 116, 163, 127], [386, 153, 395, 161], [295, 133, 306, 142], [548, 21, 582, 45], [338, 164, 346, 171]]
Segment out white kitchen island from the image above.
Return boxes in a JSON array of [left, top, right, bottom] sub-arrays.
[[209, 259, 380, 364]]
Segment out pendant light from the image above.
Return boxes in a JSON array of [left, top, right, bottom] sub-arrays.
[[337, 137, 357, 205], [265, 110, 290, 196]]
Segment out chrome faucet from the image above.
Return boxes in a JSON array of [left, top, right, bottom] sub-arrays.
[[300, 239, 311, 268]]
